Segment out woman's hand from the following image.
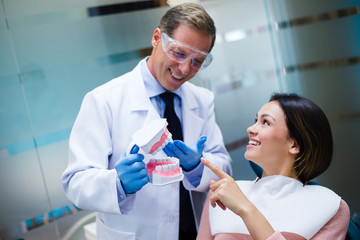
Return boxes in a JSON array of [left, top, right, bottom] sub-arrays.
[[201, 158, 276, 240], [201, 158, 250, 216]]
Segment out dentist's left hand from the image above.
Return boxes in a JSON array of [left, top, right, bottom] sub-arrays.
[[115, 145, 149, 194], [163, 136, 207, 171]]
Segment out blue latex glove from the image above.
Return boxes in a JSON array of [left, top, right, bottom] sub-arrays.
[[115, 145, 149, 194], [163, 136, 207, 171]]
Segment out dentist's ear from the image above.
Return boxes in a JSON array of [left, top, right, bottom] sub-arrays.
[[152, 28, 161, 47]]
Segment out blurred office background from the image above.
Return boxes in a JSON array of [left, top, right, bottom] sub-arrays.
[[0, 0, 359, 239]]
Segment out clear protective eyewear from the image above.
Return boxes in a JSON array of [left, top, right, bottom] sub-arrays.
[[161, 32, 213, 70]]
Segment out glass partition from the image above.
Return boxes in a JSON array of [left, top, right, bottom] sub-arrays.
[[0, 0, 166, 239], [196, 0, 280, 180], [264, 0, 360, 216]]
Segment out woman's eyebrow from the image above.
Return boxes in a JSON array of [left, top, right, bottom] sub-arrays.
[[257, 113, 276, 121]]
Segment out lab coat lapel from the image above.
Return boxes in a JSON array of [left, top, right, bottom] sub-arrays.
[[181, 84, 204, 144], [128, 63, 161, 126]]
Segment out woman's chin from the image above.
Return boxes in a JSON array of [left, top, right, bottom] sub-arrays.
[[244, 152, 252, 160]]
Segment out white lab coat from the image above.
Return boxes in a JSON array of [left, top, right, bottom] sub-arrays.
[[61, 61, 232, 240]]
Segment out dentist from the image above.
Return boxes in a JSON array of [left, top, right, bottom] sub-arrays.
[[61, 3, 232, 240]]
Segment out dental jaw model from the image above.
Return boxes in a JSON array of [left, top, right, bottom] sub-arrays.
[[130, 118, 184, 186], [146, 157, 183, 185]]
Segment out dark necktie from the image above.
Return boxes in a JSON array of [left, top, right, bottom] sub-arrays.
[[160, 92, 197, 240]]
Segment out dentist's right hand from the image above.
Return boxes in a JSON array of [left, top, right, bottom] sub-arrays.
[[115, 145, 149, 194]]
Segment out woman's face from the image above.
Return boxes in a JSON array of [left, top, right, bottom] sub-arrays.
[[244, 101, 297, 174]]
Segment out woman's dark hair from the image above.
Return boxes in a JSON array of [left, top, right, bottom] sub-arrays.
[[270, 93, 333, 184]]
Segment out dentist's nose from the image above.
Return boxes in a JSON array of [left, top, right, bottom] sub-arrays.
[[178, 59, 192, 75]]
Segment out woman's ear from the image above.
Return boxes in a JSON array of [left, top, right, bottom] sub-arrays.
[[152, 28, 161, 48], [289, 141, 300, 155]]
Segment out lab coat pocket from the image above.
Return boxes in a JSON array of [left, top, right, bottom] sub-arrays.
[[96, 217, 136, 240]]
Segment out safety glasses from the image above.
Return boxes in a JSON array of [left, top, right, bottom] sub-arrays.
[[161, 32, 213, 70]]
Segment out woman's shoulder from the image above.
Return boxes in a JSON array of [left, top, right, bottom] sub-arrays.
[[311, 199, 350, 239]]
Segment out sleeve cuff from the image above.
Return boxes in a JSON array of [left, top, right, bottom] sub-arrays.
[[183, 161, 204, 188], [116, 177, 127, 203]]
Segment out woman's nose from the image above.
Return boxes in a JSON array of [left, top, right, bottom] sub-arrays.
[[247, 124, 257, 135]]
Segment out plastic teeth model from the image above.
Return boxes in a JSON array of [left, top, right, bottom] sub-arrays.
[[130, 118, 172, 155], [146, 157, 184, 186], [129, 118, 184, 185]]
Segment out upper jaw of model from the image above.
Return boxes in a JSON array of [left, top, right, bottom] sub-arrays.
[[131, 118, 173, 155], [129, 118, 184, 185]]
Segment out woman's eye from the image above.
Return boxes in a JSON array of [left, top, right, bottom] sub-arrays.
[[263, 120, 270, 126]]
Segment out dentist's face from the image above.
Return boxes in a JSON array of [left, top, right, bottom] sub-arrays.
[[148, 24, 212, 91]]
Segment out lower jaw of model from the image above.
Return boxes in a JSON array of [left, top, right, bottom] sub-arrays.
[[146, 157, 184, 186]]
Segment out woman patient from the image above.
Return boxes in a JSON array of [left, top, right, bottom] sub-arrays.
[[197, 93, 350, 240]]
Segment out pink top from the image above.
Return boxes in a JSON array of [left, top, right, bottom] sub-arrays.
[[197, 191, 350, 240]]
